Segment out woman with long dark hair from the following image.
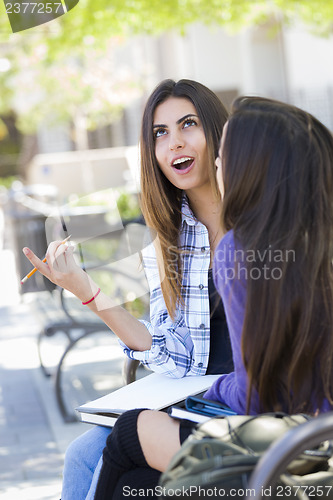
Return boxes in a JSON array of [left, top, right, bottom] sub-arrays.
[[94, 96, 333, 499], [213, 96, 333, 415], [23, 79, 232, 499]]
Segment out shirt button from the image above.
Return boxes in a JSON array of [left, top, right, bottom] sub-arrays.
[[199, 323, 205, 329], [198, 362, 203, 368], [199, 284, 204, 290], [201, 247, 206, 252]]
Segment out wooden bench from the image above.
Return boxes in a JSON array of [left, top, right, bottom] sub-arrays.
[[32, 221, 149, 422]]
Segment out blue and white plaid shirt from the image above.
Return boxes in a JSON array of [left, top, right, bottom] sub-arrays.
[[120, 196, 212, 378]]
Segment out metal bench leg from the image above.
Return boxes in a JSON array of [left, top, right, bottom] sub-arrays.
[[37, 330, 52, 377], [55, 332, 140, 422], [37, 324, 74, 378], [123, 358, 140, 385], [54, 330, 102, 422]]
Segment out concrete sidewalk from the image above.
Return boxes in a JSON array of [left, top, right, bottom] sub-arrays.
[[0, 249, 82, 499], [0, 249, 126, 499]]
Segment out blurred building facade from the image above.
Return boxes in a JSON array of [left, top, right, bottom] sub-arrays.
[[26, 20, 333, 198]]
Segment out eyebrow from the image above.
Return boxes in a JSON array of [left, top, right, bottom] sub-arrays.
[[153, 114, 199, 129]]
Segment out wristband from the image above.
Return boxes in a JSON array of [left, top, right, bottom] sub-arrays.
[[82, 288, 101, 305]]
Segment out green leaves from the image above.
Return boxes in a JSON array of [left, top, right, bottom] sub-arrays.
[[0, 0, 332, 134]]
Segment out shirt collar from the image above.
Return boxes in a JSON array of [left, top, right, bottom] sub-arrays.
[[181, 194, 197, 226]]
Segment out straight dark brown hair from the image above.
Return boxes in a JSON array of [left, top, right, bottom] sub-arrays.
[[140, 79, 228, 319], [222, 96, 333, 414]]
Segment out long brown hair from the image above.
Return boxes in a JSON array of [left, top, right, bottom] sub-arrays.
[[222, 96, 333, 414], [140, 79, 228, 319]]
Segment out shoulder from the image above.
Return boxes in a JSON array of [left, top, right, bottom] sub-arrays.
[[213, 230, 246, 295], [214, 230, 240, 268]]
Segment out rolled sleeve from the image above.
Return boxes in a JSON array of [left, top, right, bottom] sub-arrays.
[[119, 320, 195, 378]]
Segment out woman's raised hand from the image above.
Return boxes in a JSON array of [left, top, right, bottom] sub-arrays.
[[22, 240, 91, 299]]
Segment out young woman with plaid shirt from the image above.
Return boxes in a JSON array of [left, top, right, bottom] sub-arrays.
[[23, 79, 233, 499]]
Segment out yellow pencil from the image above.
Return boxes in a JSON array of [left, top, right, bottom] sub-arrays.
[[21, 235, 71, 284]]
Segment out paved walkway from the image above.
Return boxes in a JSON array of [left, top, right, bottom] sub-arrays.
[[0, 247, 126, 499], [0, 249, 81, 499]]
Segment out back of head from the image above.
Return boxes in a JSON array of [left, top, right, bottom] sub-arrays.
[[222, 96, 333, 414]]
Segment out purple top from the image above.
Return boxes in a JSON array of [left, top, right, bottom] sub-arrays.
[[204, 230, 257, 414], [204, 230, 331, 415]]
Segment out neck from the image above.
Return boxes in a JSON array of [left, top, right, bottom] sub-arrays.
[[185, 186, 224, 255]]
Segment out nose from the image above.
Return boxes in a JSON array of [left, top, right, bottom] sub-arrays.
[[169, 130, 184, 151]]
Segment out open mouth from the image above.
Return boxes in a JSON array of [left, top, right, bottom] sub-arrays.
[[172, 157, 194, 170]]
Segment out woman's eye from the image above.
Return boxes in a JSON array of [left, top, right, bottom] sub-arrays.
[[154, 128, 167, 139], [183, 119, 197, 129]]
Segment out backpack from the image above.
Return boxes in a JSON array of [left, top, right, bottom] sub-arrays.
[[159, 413, 333, 499]]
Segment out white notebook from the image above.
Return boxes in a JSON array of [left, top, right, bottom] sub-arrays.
[[76, 372, 221, 427]]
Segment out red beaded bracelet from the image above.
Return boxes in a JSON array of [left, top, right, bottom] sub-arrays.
[[82, 288, 101, 305]]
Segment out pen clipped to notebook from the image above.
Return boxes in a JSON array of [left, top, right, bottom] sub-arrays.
[[21, 235, 71, 284]]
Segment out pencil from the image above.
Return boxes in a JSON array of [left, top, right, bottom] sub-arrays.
[[21, 235, 72, 284]]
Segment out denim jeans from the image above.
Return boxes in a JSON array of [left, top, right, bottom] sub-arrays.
[[61, 425, 112, 500]]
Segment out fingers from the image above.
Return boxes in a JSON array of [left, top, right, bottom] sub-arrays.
[[22, 235, 89, 296], [22, 247, 52, 279], [22, 240, 72, 278], [63, 245, 77, 270], [46, 240, 69, 272]]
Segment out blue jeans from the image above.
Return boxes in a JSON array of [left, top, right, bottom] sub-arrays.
[[61, 425, 112, 500]]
